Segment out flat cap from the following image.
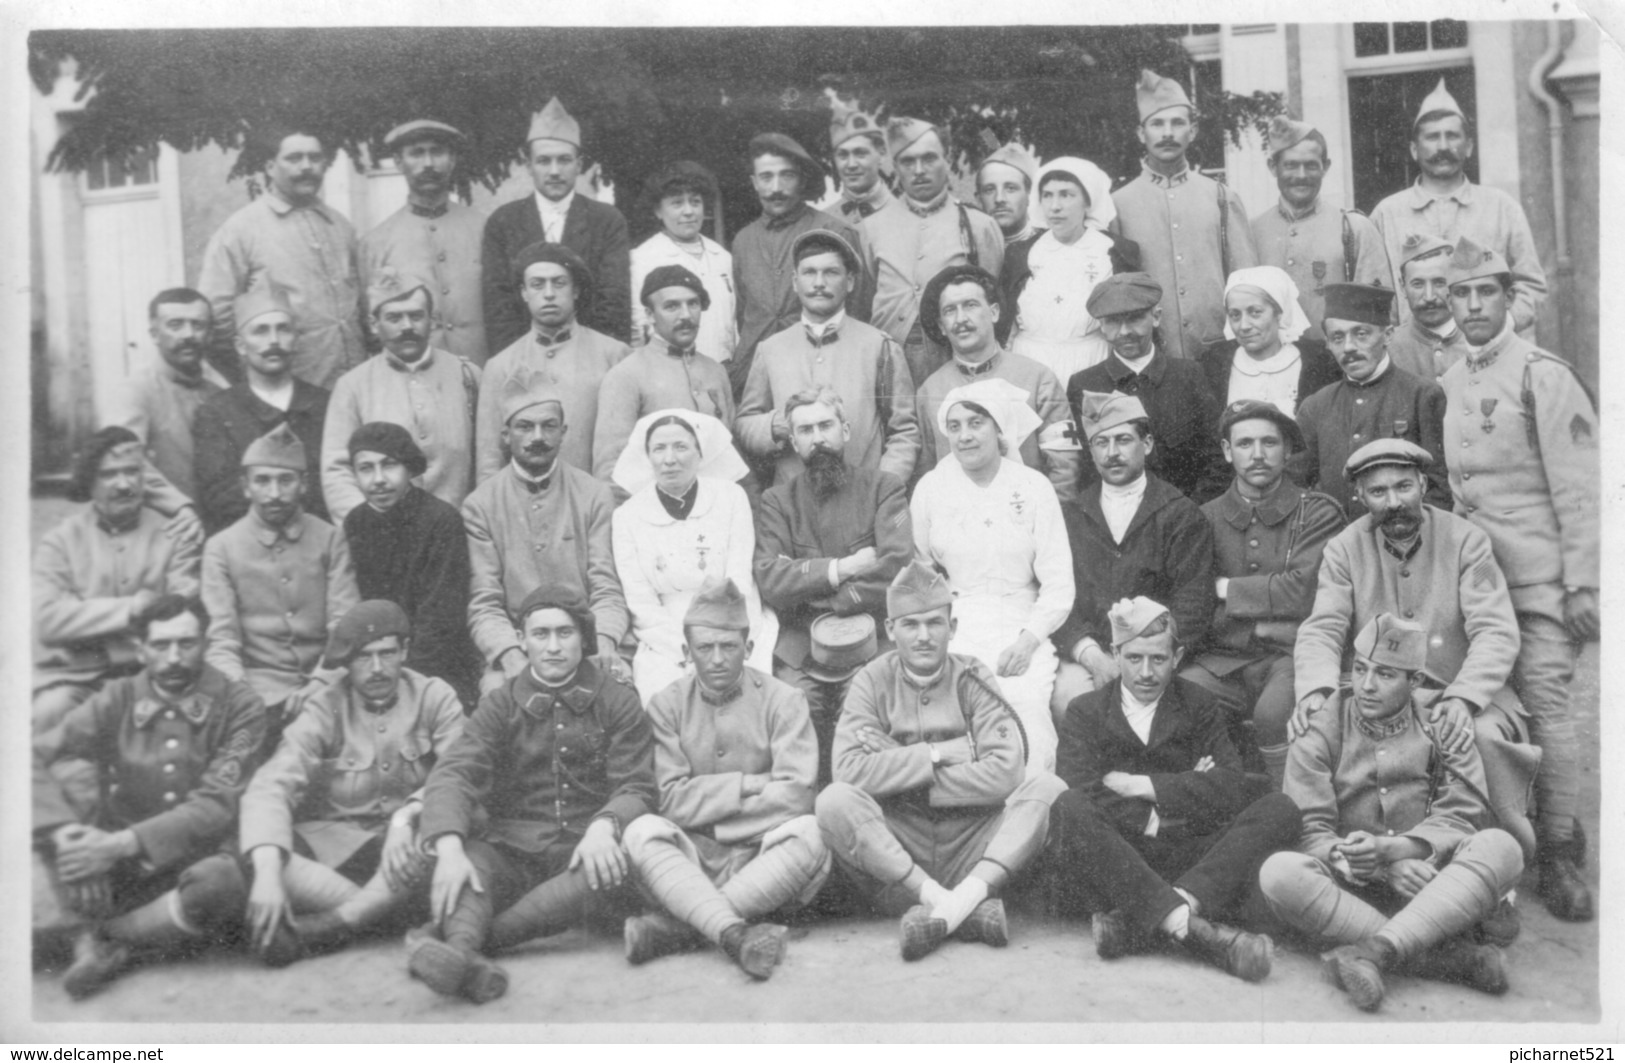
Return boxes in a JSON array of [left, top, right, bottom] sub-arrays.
[[1321, 283, 1394, 327], [367, 267, 432, 316], [1443, 236, 1511, 288], [1108, 596, 1172, 647], [384, 119, 465, 151], [684, 578, 750, 632], [886, 558, 953, 620], [641, 264, 710, 309], [749, 132, 823, 187], [241, 422, 305, 471], [348, 421, 427, 478], [323, 600, 410, 668], [1353, 612, 1428, 672], [793, 228, 861, 274], [527, 97, 581, 148], [1218, 398, 1303, 449], [1344, 438, 1433, 482], [1086, 272, 1163, 319], [234, 286, 295, 332], [1136, 68, 1193, 122], [1076, 390, 1148, 443]]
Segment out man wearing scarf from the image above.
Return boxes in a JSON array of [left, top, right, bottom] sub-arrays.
[[863, 117, 1005, 387], [1110, 70, 1257, 361], [1438, 238, 1597, 923], [730, 133, 870, 399], [363, 120, 489, 365], [1249, 114, 1389, 344]]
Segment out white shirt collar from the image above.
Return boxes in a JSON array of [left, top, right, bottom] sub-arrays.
[[1119, 685, 1160, 743], [1116, 348, 1156, 375], [802, 309, 846, 338], [1231, 342, 1302, 377]]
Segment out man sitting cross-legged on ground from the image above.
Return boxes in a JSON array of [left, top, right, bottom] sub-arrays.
[[33, 595, 264, 999], [408, 584, 656, 1003], [238, 600, 465, 967], [1049, 596, 1301, 983], [815, 560, 1066, 961], [621, 580, 831, 980], [1259, 613, 1522, 1012]]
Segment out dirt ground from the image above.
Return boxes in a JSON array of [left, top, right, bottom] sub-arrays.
[[22, 496, 1609, 1032]]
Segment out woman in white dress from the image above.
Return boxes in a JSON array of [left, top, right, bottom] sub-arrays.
[[611, 408, 775, 704], [1009, 157, 1136, 386], [1197, 265, 1340, 419], [629, 161, 738, 362], [910, 378, 1075, 776]]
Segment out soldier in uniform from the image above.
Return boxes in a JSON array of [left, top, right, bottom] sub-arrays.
[[1439, 237, 1598, 922], [1387, 233, 1471, 383], [828, 97, 894, 224], [814, 561, 1065, 961]]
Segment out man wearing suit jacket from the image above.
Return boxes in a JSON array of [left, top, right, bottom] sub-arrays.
[[480, 98, 631, 353], [1050, 597, 1300, 982]]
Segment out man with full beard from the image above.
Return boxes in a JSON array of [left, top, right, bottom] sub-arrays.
[[755, 387, 914, 781], [363, 120, 489, 365], [462, 375, 630, 696], [1289, 439, 1534, 901]]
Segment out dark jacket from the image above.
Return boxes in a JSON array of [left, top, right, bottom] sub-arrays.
[[480, 194, 633, 353], [33, 667, 266, 871], [997, 230, 1140, 345], [419, 660, 656, 854], [192, 380, 330, 534], [343, 485, 482, 709], [1068, 350, 1229, 505], [1056, 676, 1253, 840], [1198, 478, 1346, 662], [1196, 338, 1342, 412], [1054, 473, 1216, 657], [754, 466, 913, 670]]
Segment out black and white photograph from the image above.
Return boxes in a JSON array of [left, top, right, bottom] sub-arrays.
[[4, 0, 1616, 1041]]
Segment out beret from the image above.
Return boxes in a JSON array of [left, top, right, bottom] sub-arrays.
[[513, 583, 597, 650], [640, 264, 710, 309], [348, 421, 427, 478], [323, 600, 410, 668], [1218, 398, 1303, 449]]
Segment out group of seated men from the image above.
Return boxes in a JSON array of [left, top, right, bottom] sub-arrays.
[[32, 93, 1597, 1016]]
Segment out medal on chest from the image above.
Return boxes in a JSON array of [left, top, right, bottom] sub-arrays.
[[1479, 398, 1499, 434]]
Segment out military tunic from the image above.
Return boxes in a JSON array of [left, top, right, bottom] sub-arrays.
[[363, 202, 489, 365], [1295, 362, 1451, 518], [192, 380, 332, 534], [1387, 318, 1471, 385], [592, 338, 735, 486], [105, 355, 228, 506], [1249, 198, 1391, 343], [1110, 162, 1258, 361]]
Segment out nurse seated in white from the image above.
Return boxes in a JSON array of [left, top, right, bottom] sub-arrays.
[[611, 408, 777, 704], [909, 378, 1075, 776]]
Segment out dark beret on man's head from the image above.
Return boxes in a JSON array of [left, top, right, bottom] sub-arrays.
[[513, 583, 598, 649], [510, 241, 596, 311], [348, 421, 428, 478], [69, 426, 143, 503]]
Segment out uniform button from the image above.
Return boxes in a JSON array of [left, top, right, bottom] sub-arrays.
[[382, 763, 391, 772], [1352, 433, 1362, 441], [163, 763, 176, 774], [1249, 539, 1259, 547], [1461, 441, 1470, 448], [165, 738, 179, 749], [442, 287, 451, 295], [717, 750, 727, 758], [1386, 829, 1395, 836], [1400, 568, 1411, 578], [437, 252, 447, 262], [1355, 398, 1364, 405], [921, 695, 930, 704], [1380, 787, 1389, 794], [1462, 473, 1471, 480], [559, 746, 567, 752], [377, 722, 387, 732], [164, 792, 177, 802], [164, 709, 176, 720], [1176, 255, 1183, 262], [1287, 258, 1295, 265], [1403, 609, 1415, 618], [1249, 562, 1260, 571]]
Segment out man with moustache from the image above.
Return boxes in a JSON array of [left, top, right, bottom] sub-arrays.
[[342, 423, 482, 709], [1295, 283, 1450, 519], [975, 142, 1044, 345], [239, 600, 466, 967], [1438, 238, 1598, 921], [481, 98, 631, 350], [1387, 234, 1471, 383], [594, 265, 737, 493], [629, 161, 737, 362], [738, 229, 919, 487], [1111, 70, 1257, 361], [730, 133, 869, 397], [1249, 114, 1390, 344], [1182, 400, 1346, 790], [1290, 440, 1531, 895], [1049, 597, 1298, 982], [198, 125, 365, 387], [464, 376, 631, 695], [475, 242, 627, 483], [1051, 392, 1215, 711], [829, 98, 894, 224], [913, 263, 1081, 502], [33, 428, 204, 805], [363, 120, 488, 365], [202, 423, 359, 756], [755, 388, 914, 782], [1263, 614, 1522, 1013], [33, 595, 264, 999], [864, 117, 1005, 387], [193, 289, 331, 534], [1067, 273, 1229, 503], [322, 270, 481, 522], [1369, 80, 1547, 335], [106, 288, 227, 518], [815, 561, 1064, 961], [620, 581, 829, 980]]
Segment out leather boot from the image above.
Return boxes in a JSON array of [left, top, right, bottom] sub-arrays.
[[1181, 914, 1273, 983], [1321, 937, 1394, 1012], [721, 922, 789, 980], [61, 929, 133, 1000], [258, 911, 352, 968], [1538, 837, 1594, 922], [1090, 908, 1151, 961], [623, 912, 703, 965], [1474, 895, 1521, 947], [1405, 936, 1508, 995]]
